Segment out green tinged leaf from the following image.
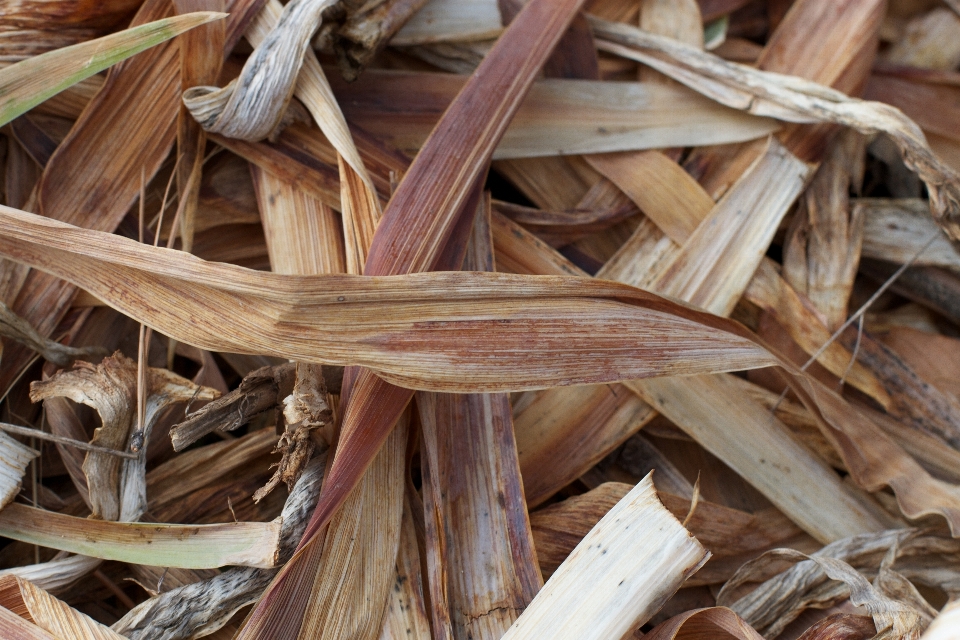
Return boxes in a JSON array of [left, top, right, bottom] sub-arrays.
[[0, 11, 226, 127]]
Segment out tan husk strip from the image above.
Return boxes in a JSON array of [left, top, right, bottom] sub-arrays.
[[0, 503, 281, 569], [499, 474, 708, 640], [588, 15, 960, 241], [0, 575, 125, 640]]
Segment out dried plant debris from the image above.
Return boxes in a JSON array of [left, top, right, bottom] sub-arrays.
[[170, 362, 295, 451], [0, 301, 106, 366], [253, 362, 330, 502], [183, 0, 334, 141], [5, 0, 960, 637], [29, 352, 218, 522], [113, 454, 325, 640]]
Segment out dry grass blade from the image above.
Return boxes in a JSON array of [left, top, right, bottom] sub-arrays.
[[8, 204, 960, 538], [0, 205, 789, 389], [0, 503, 281, 569], [499, 474, 708, 640], [5, 0, 960, 634], [333, 71, 779, 159], [588, 16, 960, 240], [0, 11, 225, 127]]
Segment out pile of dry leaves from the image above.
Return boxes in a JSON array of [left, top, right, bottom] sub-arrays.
[[2, 0, 960, 638]]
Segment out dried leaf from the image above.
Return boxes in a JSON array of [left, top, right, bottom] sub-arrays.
[[332, 70, 780, 159], [0, 503, 281, 569], [183, 0, 335, 141], [0, 11, 225, 127], [0, 206, 788, 392], [29, 352, 218, 522], [499, 474, 708, 640], [589, 16, 960, 241], [644, 607, 764, 640], [0, 575, 125, 640]]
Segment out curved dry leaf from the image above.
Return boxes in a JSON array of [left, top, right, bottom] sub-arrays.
[[29, 352, 218, 522], [0, 206, 785, 391], [0, 301, 106, 366], [720, 529, 951, 638], [588, 16, 960, 242], [183, 0, 335, 141], [644, 606, 764, 640], [30, 353, 137, 521], [794, 613, 875, 640]]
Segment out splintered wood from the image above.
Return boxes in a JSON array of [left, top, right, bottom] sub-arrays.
[[4, 0, 960, 639]]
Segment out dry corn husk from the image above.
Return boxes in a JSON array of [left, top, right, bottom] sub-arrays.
[[0, 575, 125, 639], [499, 474, 708, 640], [589, 16, 960, 241], [0, 503, 281, 569], [182, 0, 334, 142]]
